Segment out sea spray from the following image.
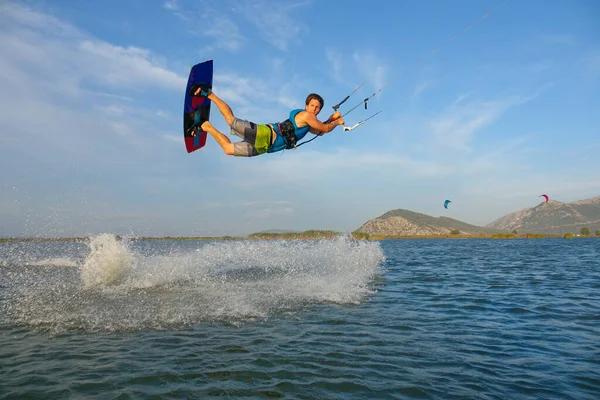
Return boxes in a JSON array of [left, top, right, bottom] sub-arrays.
[[4, 234, 385, 332], [80, 234, 135, 287]]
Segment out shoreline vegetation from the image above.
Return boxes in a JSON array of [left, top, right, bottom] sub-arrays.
[[1, 230, 599, 243]]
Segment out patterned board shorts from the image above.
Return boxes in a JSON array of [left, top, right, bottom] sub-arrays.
[[230, 118, 272, 157]]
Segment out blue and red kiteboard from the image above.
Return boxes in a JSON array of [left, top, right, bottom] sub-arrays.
[[183, 59, 213, 153]]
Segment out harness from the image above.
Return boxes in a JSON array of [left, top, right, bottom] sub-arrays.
[[275, 119, 297, 149]]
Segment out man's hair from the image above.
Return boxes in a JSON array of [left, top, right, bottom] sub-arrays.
[[305, 93, 324, 109]]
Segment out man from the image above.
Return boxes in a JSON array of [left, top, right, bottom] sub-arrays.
[[189, 85, 345, 157]]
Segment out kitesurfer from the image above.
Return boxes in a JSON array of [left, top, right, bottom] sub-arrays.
[[189, 85, 345, 156]]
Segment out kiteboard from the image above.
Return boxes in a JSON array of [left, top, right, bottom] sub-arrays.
[[183, 59, 213, 153]]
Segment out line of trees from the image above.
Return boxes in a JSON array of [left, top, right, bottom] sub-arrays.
[[563, 227, 600, 238], [579, 227, 600, 236]]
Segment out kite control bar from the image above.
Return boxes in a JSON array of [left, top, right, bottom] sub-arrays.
[[342, 110, 383, 131]]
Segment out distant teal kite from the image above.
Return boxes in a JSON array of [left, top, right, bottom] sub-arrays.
[[444, 199, 451, 209]]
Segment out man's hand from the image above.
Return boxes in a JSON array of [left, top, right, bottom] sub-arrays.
[[329, 111, 341, 121]]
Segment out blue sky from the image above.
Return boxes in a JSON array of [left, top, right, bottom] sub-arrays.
[[1, 0, 599, 237]]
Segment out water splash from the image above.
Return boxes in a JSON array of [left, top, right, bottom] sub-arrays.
[[2, 234, 385, 333], [80, 234, 135, 287]]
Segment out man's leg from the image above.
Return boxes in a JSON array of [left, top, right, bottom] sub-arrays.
[[201, 121, 234, 156], [207, 93, 235, 126], [193, 86, 236, 126]]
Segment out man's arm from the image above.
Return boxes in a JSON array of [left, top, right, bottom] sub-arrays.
[[300, 112, 345, 135]]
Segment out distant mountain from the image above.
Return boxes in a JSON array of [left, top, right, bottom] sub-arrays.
[[486, 196, 600, 234], [356, 209, 499, 236]]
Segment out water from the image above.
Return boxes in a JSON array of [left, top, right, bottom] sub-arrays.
[[1, 236, 599, 399]]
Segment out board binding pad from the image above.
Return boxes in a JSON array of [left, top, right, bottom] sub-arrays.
[[183, 59, 213, 153]]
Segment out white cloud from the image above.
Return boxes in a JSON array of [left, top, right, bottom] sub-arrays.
[[199, 12, 246, 52], [326, 48, 344, 83], [210, 70, 306, 124], [234, 0, 310, 51], [161, 134, 183, 144], [1, 3, 186, 97], [0, 2, 187, 148], [0, 2, 211, 236], [163, 1, 179, 11], [352, 52, 388, 93], [453, 92, 471, 105], [427, 94, 538, 155], [411, 80, 433, 100], [156, 110, 171, 118], [78, 41, 184, 89], [97, 105, 125, 115], [162, 1, 245, 52]]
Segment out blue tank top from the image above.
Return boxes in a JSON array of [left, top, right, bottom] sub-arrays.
[[267, 109, 312, 153]]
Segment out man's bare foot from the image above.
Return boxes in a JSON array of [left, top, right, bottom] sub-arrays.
[[200, 120, 213, 132], [189, 83, 212, 98], [188, 125, 201, 137], [188, 121, 212, 137]]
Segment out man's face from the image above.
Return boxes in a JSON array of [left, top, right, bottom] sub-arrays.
[[305, 99, 322, 115]]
